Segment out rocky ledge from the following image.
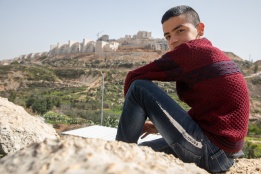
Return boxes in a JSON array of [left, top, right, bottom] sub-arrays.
[[0, 97, 260, 174]]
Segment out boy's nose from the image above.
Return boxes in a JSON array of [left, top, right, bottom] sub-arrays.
[[170, 36, 178, 45], [169, 36, 178, 49]]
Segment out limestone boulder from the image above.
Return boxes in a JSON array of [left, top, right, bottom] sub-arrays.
[[0, 97, 59, 156], [0, 136, 208, 174]]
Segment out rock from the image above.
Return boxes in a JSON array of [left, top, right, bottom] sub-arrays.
[[0, 97, 59, 156], [226, 158, 261, 174], [0, 97, 260, 174], [0, 136, 208, 174]]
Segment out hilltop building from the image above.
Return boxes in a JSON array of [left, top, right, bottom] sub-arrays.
[[49, 39, 96, 56], [7, 30, 169, 62]]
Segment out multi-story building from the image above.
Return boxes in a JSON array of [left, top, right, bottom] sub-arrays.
[[14, 31, 168, 60]]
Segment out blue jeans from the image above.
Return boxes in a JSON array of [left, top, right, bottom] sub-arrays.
[[116, 80, 234, 173]]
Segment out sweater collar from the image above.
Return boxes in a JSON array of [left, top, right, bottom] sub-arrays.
[[186, 38, 212, 46]]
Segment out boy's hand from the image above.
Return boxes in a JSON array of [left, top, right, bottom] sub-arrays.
[[140, 121, 158, 139]]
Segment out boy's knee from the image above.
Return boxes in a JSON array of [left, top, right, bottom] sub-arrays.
[[131, 80, 150, 87], [132, 79, 144, 85], [127, 80, 150, 95]]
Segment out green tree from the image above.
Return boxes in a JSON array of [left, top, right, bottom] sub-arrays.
[[32, 97, 48, 115], [243, 141, 258, 158], [46, 97, 53, 110], [8, 91, 16, 102], [54, 99, 61, 107], [26, 95, 55, 115], [245, 60, 251, 69], [254, 64, 258, 73], [26, 94, 36, 108]]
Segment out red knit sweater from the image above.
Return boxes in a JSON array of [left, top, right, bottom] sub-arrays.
[[124, 38, 250, 153]]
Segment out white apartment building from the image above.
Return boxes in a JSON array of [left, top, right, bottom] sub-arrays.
[[15, 31, 168, 60]]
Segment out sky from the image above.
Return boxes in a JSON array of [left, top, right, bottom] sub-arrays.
[[0, 0, 261, 62]]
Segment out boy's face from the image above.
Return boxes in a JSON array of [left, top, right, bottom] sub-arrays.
[[162, 14, 204, 51]]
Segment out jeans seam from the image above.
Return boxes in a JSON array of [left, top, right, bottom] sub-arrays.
[[204, 143, 210, 172], [171, 143, 202, 164], [207, 142, 233, 172]]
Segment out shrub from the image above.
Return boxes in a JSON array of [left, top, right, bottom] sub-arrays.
[[54, 69, 85, 79], [8, 91, 16, 102], [32, 97, 48, 115], [251, 76, 261, 85], [26, 66, 56, 81], [248, 122, 261, 136], [103, 116, 119, 128], [254, 64, 258, 73], [26, 95, 59, 115], [243, 140, 261, 158], [26, 94, 36, 108]]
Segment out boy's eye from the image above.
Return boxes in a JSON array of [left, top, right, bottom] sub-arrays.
[[165, 35, 171, 40], [177, 29, 185, 33]]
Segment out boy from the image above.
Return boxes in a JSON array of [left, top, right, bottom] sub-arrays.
[[116, 5, 250, 173]]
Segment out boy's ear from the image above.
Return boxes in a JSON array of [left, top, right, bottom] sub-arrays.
[[197, 22, 205, 36]]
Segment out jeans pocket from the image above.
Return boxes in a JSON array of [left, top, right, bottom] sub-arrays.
[[210, 149, 234, 172], [171, 143, 202, 166]]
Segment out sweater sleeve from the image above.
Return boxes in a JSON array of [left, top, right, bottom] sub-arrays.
[[124, 54, 183, 96]]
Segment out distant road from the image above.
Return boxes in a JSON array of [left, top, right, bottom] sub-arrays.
[[244, 71, 261, 79]]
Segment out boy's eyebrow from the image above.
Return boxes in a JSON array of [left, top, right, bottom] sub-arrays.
[[164, 24, 184, 36]]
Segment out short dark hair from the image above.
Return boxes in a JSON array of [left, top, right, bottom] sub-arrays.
[[161, 5, 200, 26]]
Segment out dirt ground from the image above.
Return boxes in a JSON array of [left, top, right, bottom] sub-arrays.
[[53, 123, 89, 134], [225, 158, 261, 174]]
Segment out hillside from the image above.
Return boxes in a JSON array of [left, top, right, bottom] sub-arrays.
[[0, 50, 261, 158], [0, 51, 161, 124], [0, 50, 260, 116]]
